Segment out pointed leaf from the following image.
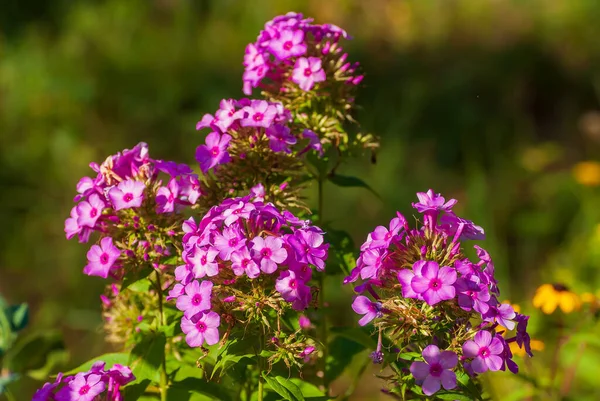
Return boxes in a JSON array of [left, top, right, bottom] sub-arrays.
[[327, 174, 380, 199]]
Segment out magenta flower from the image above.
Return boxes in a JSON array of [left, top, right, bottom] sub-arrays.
[[440, 212, 485, 241], [156, 178, 179, 214], [397, 260, 427, 299], [251, 236, 288, 274], [483, 301, 516, 330], [292, 57, 326, 91], [195, 131, 232, 173], [455, 277, 491, 314], [298, 129, 323, 156], [231, 248, 260, 278], [240, 100, 278, 128], [411, 261, 457, 305], [189, 248, 219, 278], [364, 216, 404, 250], [176, 280, 213, 318], [181, 311, 221, 347], [84, 237, 121, 278], [287, 230, 328, 271], [108, 179, 145, 210], [412, 189, 457, 214], [351, 295, 382, 326], [409, 345, 458, 396], [299, 315, 311, 329], [64, 206, 82, 240], [266, 124, 297, 153], [462, 330, 504, 373], [223, 201, 256, 226], [213, 99, 240, 132], [55, 373, 105, 401], [76, 193, 105, 228], [214, 226, 246, 260], [358, 249, 386, 280], [275, 270, 311, 310], [268, 28, 307, 60]]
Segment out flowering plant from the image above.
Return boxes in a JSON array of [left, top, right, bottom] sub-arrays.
[[345, 190, 533, 399]]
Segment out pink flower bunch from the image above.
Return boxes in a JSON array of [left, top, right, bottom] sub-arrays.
[[32, 361, 134, 401], [195, 98, 322, 174], [243, 12, 361, 95], [170, 189, 329, 349], [345, 190, 532, 395], [64, 142, 201, 279]]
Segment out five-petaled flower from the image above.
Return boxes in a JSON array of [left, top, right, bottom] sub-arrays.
[[410, 345, 458, 396], [292, 57, 326, 91]]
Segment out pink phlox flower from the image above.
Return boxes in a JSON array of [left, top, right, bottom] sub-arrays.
[[108, 179, 145, 211], [55, 372, 105, 401], [275, 269, 311, 310], [266, 124, 297, 153], [84, 237, 121, 279], [240, 100, 278, 128], [397, 260, 427, 300], [409, 345, 458, 396], [515, 313, 533, 357], [289, 263, 313, 282], [299, 315, 312, 329], [177, 174, 202, 204], [462, 330, 504, 373], [250, 183, 265, 201], [357, 249, 386, 280], [367, 217, 404, 249], [299, 346, 316, 363], [195, 113, 218, 131], [214, 226, 246, 260], [181, 311, 221, 347], [214, 99, 240, 132], [222, 201, 256, 226], [268, 28, 307, 60], [231, 247, 260, 278], [287, 229, 328, 271], [176, 280, 213, 318], [483, 300, 516, 330], [155, 178, 179, 214], [154, 160, 193, 177], [108, 364, 135, 386], [455, 276, 491, 314], [351, 295, 383, 326], [411, 261, 457, 305], [189, 248, 219, 278], [73, 176, 97, 202], [412, 189, 457, 214], [343, 266, 361, 284], [76, 193, 106, 228], [174, 265, 194, 285], [292, 57, 326, 91], [440, 212, 485, 241], [32, 374, 63, 401], [167, 283, 185, 301], [195, 131, 232, 173], [251, 236, 288, 274], [298, 129, 323, 156], [65, 206, 82, 240]]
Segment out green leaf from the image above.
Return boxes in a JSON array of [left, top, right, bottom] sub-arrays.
[[327, 174, 380, 199], [210, 338, 256, 380], [325, 336, 366, 386], [329, 327, 376, 350], [128, 278, 153, 293], [121, 379, 152, 401], [436, 392, 474, 400], [129, 332, 166, 383], [63, 352, 129, 375], [5, 303, 29, 332], [5, 331, 65, 374], [274, 376, 304, 401], [262, 373, 302, 401], [122, 267, 154, 290], [288, 379, 328, 400], [168, 378, 233, 401], [397, 352, 422, 361]]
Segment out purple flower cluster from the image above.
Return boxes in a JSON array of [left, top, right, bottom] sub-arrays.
[[64, 143, 201, 279], [33, 361, 134, 401], [195, 98, 322, 173], [346, 190, 532, 395], [242, 12, 362, 95], [170, 189, 328, 348]]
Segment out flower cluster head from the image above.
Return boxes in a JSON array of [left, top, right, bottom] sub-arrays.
[[195, 99, 322, 208], [33, 361, 134, 401], [170, 189, 328, 368], [345, 190, 532, 397], [242, 12, 378, 161], [64, 143, 200, 280]]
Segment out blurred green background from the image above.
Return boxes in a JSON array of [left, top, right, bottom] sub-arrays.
[[3, 0, 600, 399]]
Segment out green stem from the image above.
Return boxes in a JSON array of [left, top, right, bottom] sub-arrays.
[[257, 331, 265, 401], [317, 175, 328, 390], [155, 272, 169, 401]]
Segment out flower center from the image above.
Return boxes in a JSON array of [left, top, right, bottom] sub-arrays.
[[261, 248, 272, 258], [79, 384, 90, 395], [241, 259, 250, 268], [123, 193, 134, 202], [283, 41, 293, 50], [90, 208, 97, 218], [196, 322, 207, 332], [289, 279, 297, 289], [429, 363, 443, 377], [253, 113, 264, 122], [429, 278, 442, 290], [100, 253, 110, 265], [201, 255, 207, 265], [191, 294, 202, 305], [210, 146, 220, 157], [303, 68, 312, 77], [479, 346, 490, 358], [228, 238, 238, 247]]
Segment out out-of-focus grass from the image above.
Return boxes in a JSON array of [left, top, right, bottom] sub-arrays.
[[1, 0, 600, 399]]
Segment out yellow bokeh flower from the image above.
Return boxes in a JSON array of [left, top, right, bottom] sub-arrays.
[[532, 283, 581, 314], [572, 161, 600, 186], [510, 339, 545, 357]]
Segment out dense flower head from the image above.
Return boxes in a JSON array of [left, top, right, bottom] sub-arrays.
[[172, 189, 328, 368], [64, 143, 200, 280], [345, 190, 532, 396], [33, 361, 135, 401]]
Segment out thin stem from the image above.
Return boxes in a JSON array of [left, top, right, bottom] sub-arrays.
[[257, 331, 265, 401], [317, 175, 328, 390], [560, 341, 587, 396], [155, 272, 169, 401]]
